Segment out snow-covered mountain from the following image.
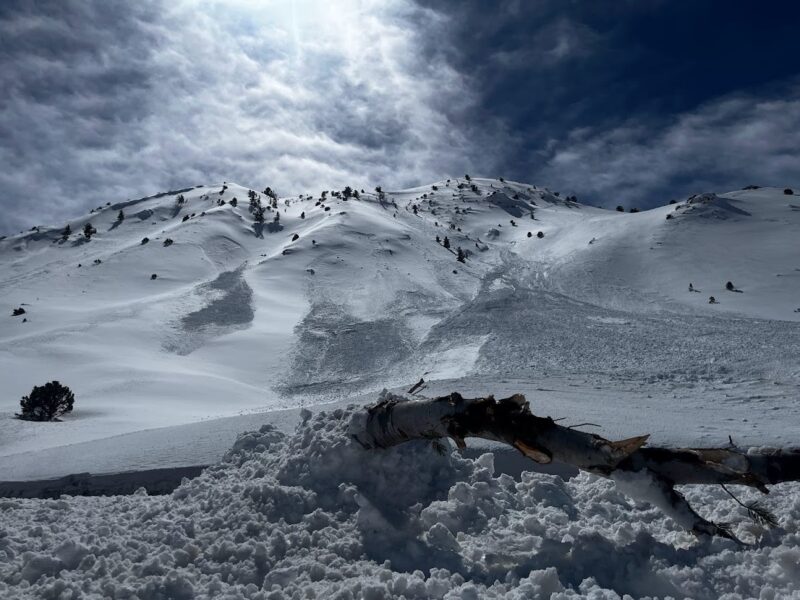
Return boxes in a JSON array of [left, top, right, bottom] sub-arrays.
[[1, 179, 799, 472], [2, 179, 800, 599]]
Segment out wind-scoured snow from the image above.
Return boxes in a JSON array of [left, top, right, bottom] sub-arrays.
[[1, 180, 799, 471], [1, 180, 800, 597], [2, 404, 800, 599]]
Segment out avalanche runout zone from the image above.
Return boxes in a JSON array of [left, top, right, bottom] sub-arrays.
[[1, 406, 800, 599]]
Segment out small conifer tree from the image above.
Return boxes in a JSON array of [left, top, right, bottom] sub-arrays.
[[17, 381, 75, 421]]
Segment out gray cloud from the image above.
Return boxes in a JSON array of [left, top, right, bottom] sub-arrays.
[[0, 0, 494, 233], [536, 88, 800, 207]]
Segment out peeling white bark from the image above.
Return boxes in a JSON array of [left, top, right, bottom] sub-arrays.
[[352, 391, 799, 539]]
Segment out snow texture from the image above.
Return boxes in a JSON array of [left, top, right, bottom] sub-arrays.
[[2, 180, 799, 477], [2, 403, 800, 599]]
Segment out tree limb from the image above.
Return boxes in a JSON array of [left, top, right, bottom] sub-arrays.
[[351, 392, 798, 538]]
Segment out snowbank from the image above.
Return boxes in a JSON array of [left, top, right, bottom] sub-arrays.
[[2, 402, 799, 599]]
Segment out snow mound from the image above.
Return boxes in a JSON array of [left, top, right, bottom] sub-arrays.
[[677, 193, 752, 220], [2, 400, 800, 599]]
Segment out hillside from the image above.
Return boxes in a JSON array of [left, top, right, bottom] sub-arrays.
[[1, 179, 799, 474]]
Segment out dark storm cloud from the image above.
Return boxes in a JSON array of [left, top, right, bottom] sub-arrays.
[[0, 0, 170, 231], [414, 0, 800, 206]]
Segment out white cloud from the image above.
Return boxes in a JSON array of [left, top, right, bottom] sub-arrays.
[[537, 89, 800, 206], [0, 0, 491, 232]]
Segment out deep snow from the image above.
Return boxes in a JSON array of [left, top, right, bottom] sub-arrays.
[[1, 180, 798, 474], [2, 403, 800, 599], [1, 179, 800, 597]]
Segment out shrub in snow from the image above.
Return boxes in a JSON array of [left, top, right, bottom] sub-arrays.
[[464, 174, 471, 181], [726, 281, 735, 291], [141, 237, 149, 245], [17, 381, 74, 421], [163, 238, 174, 247], [709, 296, 718, 304], [62, 224, 71, 240], [785, 188, 794, 195], [630, 207, 639, 213], [230, 197, 237, 207], [457, 247, 466, 263], [300, 211, 305, 219], [666, 214, 673, 220], [117, 210, 124, 222], [527, 232, 532, 238], [12, 307, 25, 316], [292, 233, 299, 241], [151, 273, 158, 280], [83, 223, 96, 240], [537, 231, 544, 238], [443, 236, 450, 249], [182, 215, 190, 222]]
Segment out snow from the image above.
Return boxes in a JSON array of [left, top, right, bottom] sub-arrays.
[[2, 403, 800, 599], [1, 179, 799, 595], [2, 180, 798, 470]]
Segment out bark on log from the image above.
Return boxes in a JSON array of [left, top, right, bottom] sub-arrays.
[[351, 392, 798, 539]]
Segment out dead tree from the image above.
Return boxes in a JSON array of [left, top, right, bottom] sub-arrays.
[[351, 392, 798, 540]]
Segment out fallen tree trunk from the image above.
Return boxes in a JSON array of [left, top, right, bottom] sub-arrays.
[[351, 392, 798, 539]]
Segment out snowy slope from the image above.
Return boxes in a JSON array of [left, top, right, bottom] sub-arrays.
[[1, 180, 799, 470]]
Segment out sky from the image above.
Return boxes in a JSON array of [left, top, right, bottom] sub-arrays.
[[1, 0, 799, 233]]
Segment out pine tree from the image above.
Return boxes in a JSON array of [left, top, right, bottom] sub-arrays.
[[17, 381, 75, 421], [83, 223, 96, 240], [62, 224, 71, 240], [457, 247, 466, 263], [443, 236, 450, 249], [117, 210, 124, 221]]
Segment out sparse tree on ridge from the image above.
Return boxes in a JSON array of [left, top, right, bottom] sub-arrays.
[[83, 223, 96, 240]]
